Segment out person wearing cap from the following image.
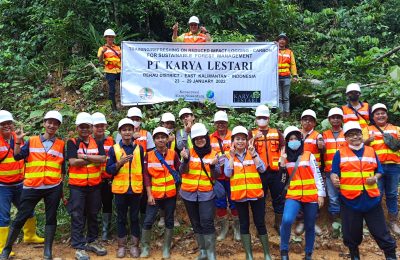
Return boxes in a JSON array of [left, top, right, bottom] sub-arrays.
[[341, 83, 370, 129], [279, 126, 325, 260], [362, 103, 400, 236], [98, 28, 121, 111], [225, 126, 272, 260], [1, 111, 65, 260], [322, 108, 347, 237], [92, 112, 115, 241], [172, 16, 212, 43], [67, 112, 107, 260], [276, 33, 298, 117], [249, 105, 285, 234], [140, 127, 181, 259], [176, 108, 195, 152], [179, 123, 220, 260], [106, 118, 145, 258], [330, 121, 397, 260]]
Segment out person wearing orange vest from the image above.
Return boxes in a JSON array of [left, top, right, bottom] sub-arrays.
[[176, 107, 195, 153], [67, 112, 107, 260], [225, 126, 271, 260], [276, 33, 298, 118], [98, 29, 121, 111], [106, 118, 145, 258], [141, 127, 181, 259], [363, 103, 400, 236], [172, 16, 212, 43], [0, 111, 64, 260], [279, 126, 325, 260], [330, 121, 396, 260], [249, 105, 285, 234], [91, 112, 115, 241], [322, 108, 347, 237], [341, 83, 371, 129], [180, 123, 220, 260]]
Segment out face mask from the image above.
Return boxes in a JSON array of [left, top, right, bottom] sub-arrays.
[[166, 128, 173, 134], [132, 121, 141, 128], [257, 119, 268, 127], [288, 140, 301, 150], [349, 143, 364, 151], [348, 94, 359, 102]]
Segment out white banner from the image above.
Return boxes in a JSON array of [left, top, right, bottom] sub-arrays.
[[121, 42, 278, 108]]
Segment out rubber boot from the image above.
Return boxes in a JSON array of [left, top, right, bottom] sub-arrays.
[[240, 234, 253, 260], [0, 227, 14, 257], [232, 216, 241, 241], [203, 233, 216, 260], [162, 228, 173, 259], [140, 229, 151, 258], [384, 248, 397, 260], [216, 216, 229, 241], [259, 234, 272, 260], [23, 217, 44, 243], [195, 233, 207, 260], [349, 248, 360, 260], [304, 252, 312, 260], [130, 235, 140, 258], [274, 213, 283, 235], [388, 213, 400, 237], [101, 213, 112, 241], [281, 250, 289, 260], [0, 226, 21, 260], [44, 225, 56, 260], [116, 236, 127, 258]]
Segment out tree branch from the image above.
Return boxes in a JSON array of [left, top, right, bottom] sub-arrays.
[[374, 46, 400, 62]]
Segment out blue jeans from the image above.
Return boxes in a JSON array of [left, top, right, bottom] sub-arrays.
[[214, 179, 235, 210], [378, 164, 400, 215], [280, 199, 318, 254], [0, 184, 34, 226], [105, 73, 120, 101], [325, 174, 340, 216], [279, 76, 291, 113]]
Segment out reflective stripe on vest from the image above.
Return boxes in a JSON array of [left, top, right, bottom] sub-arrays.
[[367, 124, 400, 164], [342, 104, 370, 129], [183, 32, 207, 43], [147, 150, 176, 199], [103, 45, 121, 72], [0, 133, 24, 183], [303, 130, 321, 165], [278, 49, 292, 77], [323, 130, 347, 172], [101, 136, 114, 179], [252, 129, 280, 171]]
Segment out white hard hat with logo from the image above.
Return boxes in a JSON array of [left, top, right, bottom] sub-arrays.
[[44, 111, 63, 124], [346, 83, 361, 93], [301, 109, 317, 120], [191, 123, 208, 139], [283, 126, 301, 139], [179, 108, 193, 118], [161, 112, 175, 122], [118, 118, 134, 130], [231, 126, 248, 137], [328, 107, 344, 118], [213, 111, 228, 122], [152, 127, 169, 137], [255, 105, 270, 117], [0, 110, 14, 124], [127, 107, 143, 118], [92, 112, 107, 125], [188, 16, 200, 24], [75, 112, 93, 125], [371, 103, 387, 114], [103, 29, 116, 37], [343, 121, 362, 135]]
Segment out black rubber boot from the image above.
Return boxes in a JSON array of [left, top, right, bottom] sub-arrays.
[[384, 248, 397, 260], [350, 248, 360, 260], [44, 225, 56, 260], [0, 226, 21, 260]]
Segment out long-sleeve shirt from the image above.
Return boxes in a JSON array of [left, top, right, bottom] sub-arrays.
[[307, 153, 326, 197]]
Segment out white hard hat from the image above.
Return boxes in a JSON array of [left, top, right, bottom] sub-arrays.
[[301, 109, 317, 120], [343, 121, 362, 135], [103, 29, 116, 37], [231, 126, 248, 137], [161, 112, 175, 122], [178, 108, 193, 118], [75, 112, 93, 125], [213, 111, 228, 122], [44, 111, 62, 124], [191, 123, 208, 139], [346, 83, 361, 93], [0, 110, 14, 124], [91, 112, 107, 125], [127, 107, 143, 118], [328, 107, 343, 118], [371, 103, 387, 114], [255, 105, 270, 117], [152, 127, 169, 137], [283, 126, 301, 139], [118, 118, 134, 130], [188, 16, 200, 24]]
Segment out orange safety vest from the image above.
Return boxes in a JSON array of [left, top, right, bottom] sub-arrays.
[[183, 32, 207, 43], [252, 129, 281, 171], [147, 150, 177, 199], [112, 144, 143, 194], [342, 103, 370, 129], [322, 130, 347, 172], [210, 130, 231, 180], [285, 151, 318, 203], [339, 146, 380, 199], [230, 151, 263, 201], [303, 130, 321, 165], [101, 136, 114, 179], [134, 129, 148, 152], [181, 149, 217, 192], [0, 133, 24, 184], [278, 49, 293, 77], [24, 136, 64, 187], [101, 45, 121, 73], [68, 137, 102, 187], [367, 124, 400, 164]]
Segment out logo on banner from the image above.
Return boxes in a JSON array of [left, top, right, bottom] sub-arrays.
[[139, 88, 154, 100], [206, 90, 215, 100], [232, 91, 261, 103]]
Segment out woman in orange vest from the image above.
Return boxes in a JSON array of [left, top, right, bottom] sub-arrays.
[[280, 126, 325, 260], [330, 121, 396, 260], [341, 83, 370, 129], [106, 118, 144, 258], [1, 111, 64, 260], [225, 126, 271, 260], [141, 127, 181, 259], [180, 123, 219, 260], [172, 16, 212, 43]]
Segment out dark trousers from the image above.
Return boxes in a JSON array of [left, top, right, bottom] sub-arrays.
[[101, 180, 113, 213], [260, 169, 285, 214], [235, 198, 267, 235], [12, 184, 62, 228], [105, 73, 120, 101], [115, 193, 141, 238], [341, 202, 396, 254], [183, 199, 215, 235], [69, 185, 102, 249], [143, 197, 176, 230], [140, 191, 148, 215]]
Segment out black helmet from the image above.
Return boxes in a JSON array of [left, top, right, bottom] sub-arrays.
[[276, 33, 289, 42]]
